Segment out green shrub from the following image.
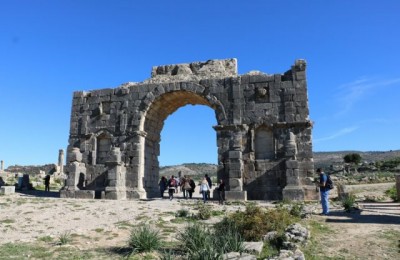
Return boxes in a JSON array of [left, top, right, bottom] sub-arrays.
[[177, 223, 220, 259], [385, 185, 398, 201], [196, 203, 211, 220], [228, 203, 296, 241], [178, 221, 244, 259], [58, 232, 72, 245], [213, 218, 244, 253], [342, 193, 356, 212], [289, 203, 304, 218], [175, 208, 190, 218], [128, 224, 161, 253]]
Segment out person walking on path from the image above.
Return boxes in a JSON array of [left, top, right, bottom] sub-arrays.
[[200, 177, 210, 203], [216, 179, 225, 205], [167, 175, 177, 201], [317, 168, 330, 215], [205, 174, 212, 199], [159, 176, 167, 198], [180, 176, 187, 198], [44, 175, 50, 192], [182, 177, 192, 199], [188, 177, 196, 199]]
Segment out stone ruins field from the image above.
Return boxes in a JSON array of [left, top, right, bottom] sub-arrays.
[[0, 183, 399, 259]]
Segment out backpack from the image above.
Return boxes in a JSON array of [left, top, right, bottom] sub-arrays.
[[169, 178, 177, 188], [326, 174, 334, 190]]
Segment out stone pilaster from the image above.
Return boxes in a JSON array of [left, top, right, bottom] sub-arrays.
[[282, 159, 304, 200]]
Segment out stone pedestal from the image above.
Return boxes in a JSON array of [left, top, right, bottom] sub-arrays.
[[283, 160, 305, 200], [0, 186, 15, 195], [225, 191, 247, 201]]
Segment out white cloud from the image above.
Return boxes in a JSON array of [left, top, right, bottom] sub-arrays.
[[314, 126, 358, 143], [334, 77, 400, 117]]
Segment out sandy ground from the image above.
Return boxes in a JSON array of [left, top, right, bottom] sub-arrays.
[[0, 184, 399, 259]]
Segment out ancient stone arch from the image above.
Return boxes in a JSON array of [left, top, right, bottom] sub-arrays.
[[61, 59, 317, 200]]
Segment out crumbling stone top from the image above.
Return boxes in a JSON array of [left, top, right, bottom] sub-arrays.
[[143, 58, 238, 84]]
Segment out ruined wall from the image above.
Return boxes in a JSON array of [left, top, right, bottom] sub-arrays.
[[61, 59, 316, 200]]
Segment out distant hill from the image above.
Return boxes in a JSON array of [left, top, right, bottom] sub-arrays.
[[160, 150, 400, 177], [5, 150, 399, 177], [313, 150, 400, 169], [159, 163, 218, 178]]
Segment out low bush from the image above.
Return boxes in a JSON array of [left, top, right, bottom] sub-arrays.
[[175, 208, 190, 218], [196, 202, 211, 220], [385, 185, 398, 201], [227, 203, 297, 241], [128, 224, 161, 253], [342, 193, 356, 212], [178, 220, 244, 259]]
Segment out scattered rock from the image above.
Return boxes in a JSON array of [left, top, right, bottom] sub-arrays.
[[243, 241, 264, 255]]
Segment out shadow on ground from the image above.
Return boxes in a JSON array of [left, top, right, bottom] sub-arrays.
[[16, 189, 60, 198], [324, 203, 400, 225]]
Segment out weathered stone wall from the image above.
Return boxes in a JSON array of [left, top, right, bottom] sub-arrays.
[[62, 59, 316, 200]]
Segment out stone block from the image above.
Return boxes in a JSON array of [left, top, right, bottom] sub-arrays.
[[282, 186, 304, 201], [60, 190, 76, 198], [286, 160, 299, 169], [75, 190, 95, 199], [229, 169, 242, 178], [243, 241, 264, 255], [0, 186, 15, 195], [225, 191, 247, 201], [228, 150, 242, 159]]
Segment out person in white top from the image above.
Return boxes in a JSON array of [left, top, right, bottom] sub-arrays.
[[200, 177, 210, 203]]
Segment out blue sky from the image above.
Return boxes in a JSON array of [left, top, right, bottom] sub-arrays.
[[1, 1, 399, 168]]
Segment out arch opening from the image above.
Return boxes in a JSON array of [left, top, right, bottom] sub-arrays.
[[142, 90, 218, 197]]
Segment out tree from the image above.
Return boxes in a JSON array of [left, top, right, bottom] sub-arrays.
[[343, 153, 362, 164], [343, 153, 362, 174]]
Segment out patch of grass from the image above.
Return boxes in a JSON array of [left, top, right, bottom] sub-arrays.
[[115, 220, 135, 229], [385, 185, 398, 201], [0, 242, 52, 259], [128, 224, 162, 253], [178, 221, 244, 259], [58, 231, 72, 245], [37, 235, 53, 243], [379, 229, 400, 254], [94, 228, 104, 233], [0, 219, 15, 224], [135, 214, 148, 221], [302, 220, 335, 259]]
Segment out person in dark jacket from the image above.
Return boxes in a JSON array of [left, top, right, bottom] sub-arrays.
[[159, 176, 167, 198], [216, 179, 225, 205], [205, 174, 212, 199], [44, 175, 50, 192], [317, 168, 330, 215], [188, 177, 196, 199]]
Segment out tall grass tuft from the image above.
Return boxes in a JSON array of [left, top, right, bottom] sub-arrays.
[[58, 232, 72, 245], [128, 224, 161, 253], [178, 220, 244, 259], [342, 193, 356, 212]]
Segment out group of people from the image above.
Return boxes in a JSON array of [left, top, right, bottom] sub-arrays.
[[158, 174, 225, 204]]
